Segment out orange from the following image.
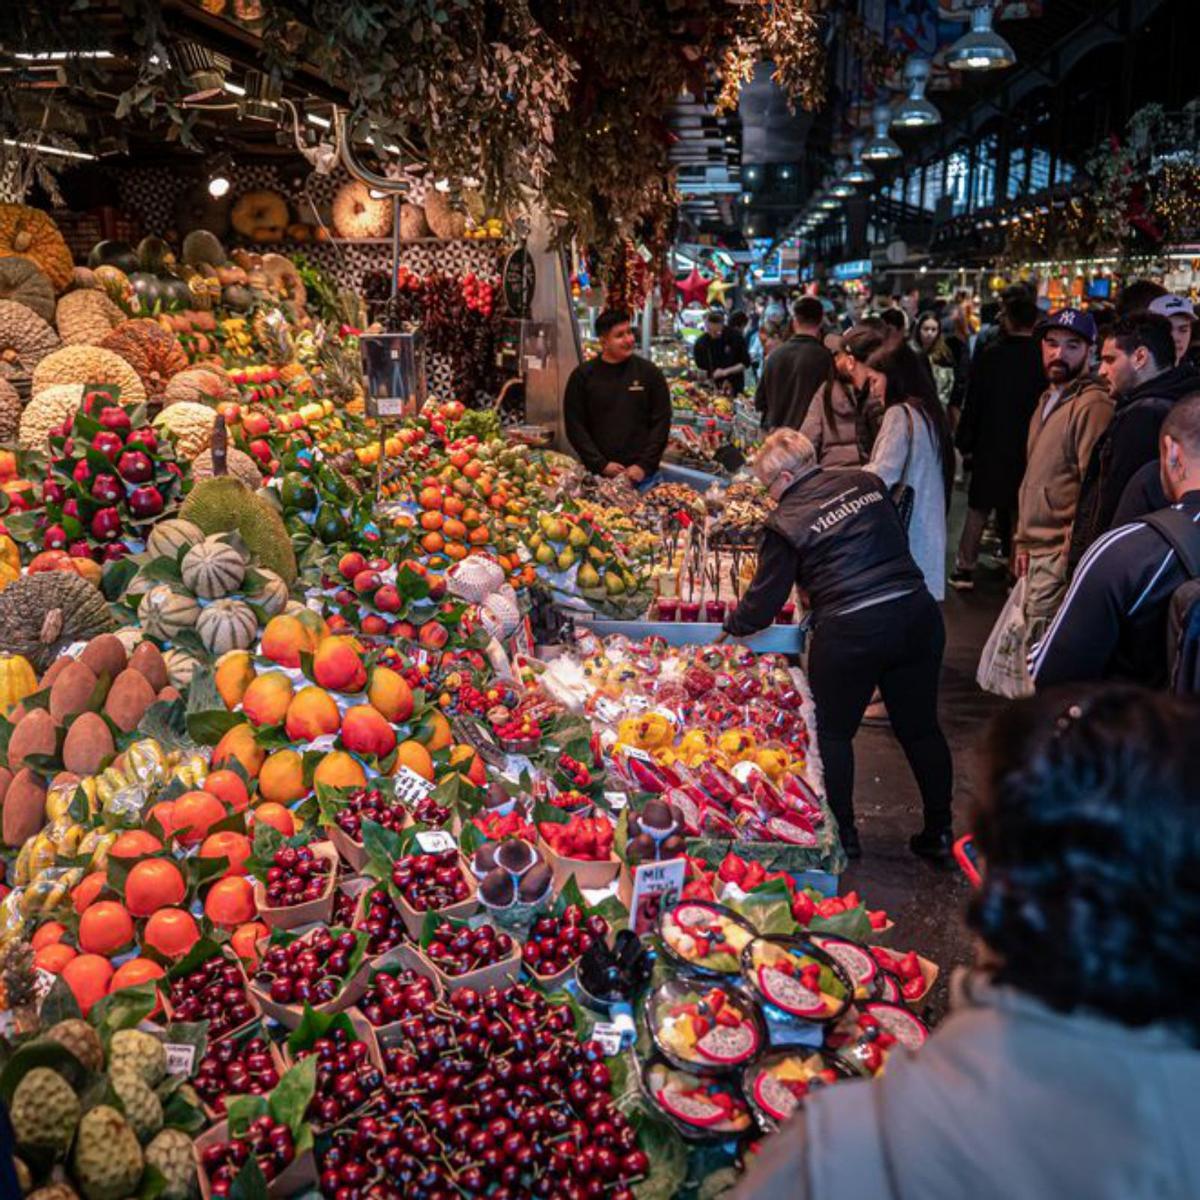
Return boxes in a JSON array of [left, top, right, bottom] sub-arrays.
[[468, 525, 491, 546], [419, 485, 443, 510], [72, 871, 108, 914], [204, 876, 256, 928], [204, 769, 251, 813], [171, 790, 226, 845], [393, 740, 434, 782], [421, 531, 445, 555], [146, 800, 176, 838], [444, 495, 466, 517], [125, 858, 187, 918], [250, 802, 296, 837], [61, 954, 114, 1015], [444, 541, 468, 561], [419, 510, 444, 531], [109, 830, 163, 859], [424, 709, 453, 752], [230, 921, 269, 966], [78, 900, 135, 955], [199, 830, 252, 876], [31, 921, 66, 950], [34, 943, 78, 974], [142, 907, 201, 959]]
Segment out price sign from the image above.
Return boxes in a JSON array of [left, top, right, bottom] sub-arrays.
[[164, 1043, 196, 1077], [593, 697, 623, 725], [394, 765, 436, 806], [415, 830, 457, 854], [628, 857, 686, 936], [590, 1022, 625, 1056], [604, 791, 628, 811]]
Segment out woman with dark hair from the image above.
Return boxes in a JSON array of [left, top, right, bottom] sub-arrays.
[[799, 328, 885, 467], [865, 343, 955, 599], [911, 309, 966, 412], [735, 685, 1200, 1200]]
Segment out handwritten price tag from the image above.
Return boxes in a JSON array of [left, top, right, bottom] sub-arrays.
[[415, 830, 457, 854], [164, 1043, 196, 1077], [393, 765, 436, 806], [590, 1022, 625, 1056]]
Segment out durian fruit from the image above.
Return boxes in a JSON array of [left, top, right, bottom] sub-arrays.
[[179, 476, 297, 585], [110, 1070, 163, 1143], [44, 1018, 104, 1072], [71, 1106, 143, 1200], [108, 1029, 165, 1087], [145, 1129, 196, 1200], [10, 1066, 80, 1155], [0, 939, 36, 1009]]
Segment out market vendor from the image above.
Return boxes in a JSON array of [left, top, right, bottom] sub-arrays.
[[564, 308, 672, 486], [693, 306, 750, 393], [721, 428, 953, 861]]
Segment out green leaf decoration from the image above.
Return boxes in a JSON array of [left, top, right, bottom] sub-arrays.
[[630, 1109, 690, 1200], [90, 981, 160, 1045], [0, 1039, 89, 1104], [267, 1054, 318, 1151], [38, 974, 83, 1026], [285, 1004, 357, 1057]]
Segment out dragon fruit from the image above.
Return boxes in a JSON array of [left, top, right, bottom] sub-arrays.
[[812, 937, 877, 989], [696, 1022, 759, 1065], [864, 1002, 929, 1051], [764, 815, 819, 846], [758, 965, 828, 1017], [656, 1087, 726, 1127], [753, 1071, 802, 1122]]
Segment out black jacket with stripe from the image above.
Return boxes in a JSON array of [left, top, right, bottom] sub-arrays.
[[1031, 492, 1200, 689]]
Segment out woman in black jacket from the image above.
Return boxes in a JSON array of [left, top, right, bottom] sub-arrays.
[[723, 428, 954, 860]]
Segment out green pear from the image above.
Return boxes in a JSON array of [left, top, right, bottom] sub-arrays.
[[604, 571, 626, 595], [535, 543, 557, 565], [577, 563, 601, 589], [567, 524, 589, 548], [556, 546, 577, 570]]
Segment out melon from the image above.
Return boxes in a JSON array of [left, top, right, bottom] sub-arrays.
[[146, 517, 205, 560], [757, 965, 827, 1018], [695, 1022, 758, 1065], [656, 1087, 725, 1128], [245, 568, 288, 616], [140, 585, 201, 639], [181, 538, 245, 600], [753, 1071, 800, 1122], [196, 599, 257, 655], [163, 647, 201, 690]]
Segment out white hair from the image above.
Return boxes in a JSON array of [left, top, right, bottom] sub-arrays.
[[753, 428, 816, 486]]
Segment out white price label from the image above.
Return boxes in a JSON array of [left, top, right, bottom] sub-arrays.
[[393, 765, 437, 806], [415, 830, 457, 854], [164, 1043, 196, 1077], [593, 697, 623, 725], [590, 1022, 624, 1056], [604, 791, 628, 811], [623, 746, 655, 764]]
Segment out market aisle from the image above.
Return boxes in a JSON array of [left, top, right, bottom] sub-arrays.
[[841, 512, 1010, 1023]]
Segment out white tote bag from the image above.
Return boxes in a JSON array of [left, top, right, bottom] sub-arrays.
[[977, 578, 1034, 699]]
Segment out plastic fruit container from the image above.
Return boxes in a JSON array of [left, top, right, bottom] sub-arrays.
[[739, 935, 853, 1025], [658, 899, 758, 980], [641, 1055, 754, 1141], [742, 1048, 858, 1132], [647, 977, 766, 1075]]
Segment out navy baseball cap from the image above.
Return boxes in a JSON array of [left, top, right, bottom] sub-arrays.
[[1038, 308, 1097, 344]]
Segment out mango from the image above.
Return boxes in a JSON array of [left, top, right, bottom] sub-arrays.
[[313, 636, 367, 693], [367, 667, 414, 722], [260, 614, 320, 669], [341, 705, 397, 759], [312, 751, 367, 791], [241, 672, 295, 727], [257, 749, 308, 804], [284, 686, 342, 741], [212, 722, 266, 780], [215, 651, 256, 710]]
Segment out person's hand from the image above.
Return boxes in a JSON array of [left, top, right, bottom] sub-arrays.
[[602, 462, 624, 478], [1015, 551, 1029, 579], [712, 631, 729, 644], [625, 464, 646, 483]]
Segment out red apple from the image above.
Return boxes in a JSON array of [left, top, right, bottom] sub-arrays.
[[339, 552, 366, 580]]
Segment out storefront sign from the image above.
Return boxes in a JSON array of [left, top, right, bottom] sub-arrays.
[[832, 259, 872, 281]]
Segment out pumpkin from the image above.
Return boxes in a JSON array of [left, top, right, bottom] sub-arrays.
[[0, 379, 20, 443], [181, 538, 246, 599], [0, 536, 19, 574], [0, 572, 115, 671], [140, 584, 201, 639], [0, 257, 55, 322], [332, 181, 392, 239], [99, 319, 188, 396], [231, 190, 289, 241], [423, 190, 467, 240], [0, 654, 38, 714], [245, 567, 289, 616], [0, 205, 74, 292], [163, 647, 201, 690], [146, 518, 206, 560], [196, 599, 257, 655], [0, 298, 60, 377], [92, 265, 133, 308], [31, 344, 146, 406], [56, 288, 125, 345]]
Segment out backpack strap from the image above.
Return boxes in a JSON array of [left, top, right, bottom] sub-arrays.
[[1142, 509, 1200, 579]]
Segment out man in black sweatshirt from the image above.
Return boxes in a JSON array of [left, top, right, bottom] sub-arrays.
[[1033, 390, 1200, 688], [1068, 313, 1198, 574], [564, 309, 672, 485], [758, 295, 831, 431]]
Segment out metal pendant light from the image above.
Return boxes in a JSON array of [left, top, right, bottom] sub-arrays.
[[829, 163, 855, 198], [893, 57, 940, 129], [948, 2, 1016, 71], [842, 137, 875, 185], [863, 102, 902, 161]]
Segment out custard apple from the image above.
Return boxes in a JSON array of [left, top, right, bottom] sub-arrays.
[[29, 1186, 81, 1200], [71, 1106, 143, 1200], [44, 1018, 104, 1072], [145, 1129, 196, 1200], [110, 1069, 163, 1143], [108, 1029, 165, 1086], [10, 1066, 80, 1155]]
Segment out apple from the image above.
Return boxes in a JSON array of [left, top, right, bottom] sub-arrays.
[[98, 406, 131, 434], [91, 507, 123, 540], [90, 474, 123, 504], [339, 552, 366, 580], [91, 431, 124, 461]]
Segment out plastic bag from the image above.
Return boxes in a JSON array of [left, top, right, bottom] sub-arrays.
[[977, 578, 1034, 699]]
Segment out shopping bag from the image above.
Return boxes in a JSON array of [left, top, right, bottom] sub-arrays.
[[976, 578, 1034, 698]]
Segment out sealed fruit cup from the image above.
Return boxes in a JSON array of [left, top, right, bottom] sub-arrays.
[[809, 934, 884, 1001], [648, 978, 766, 1075], [658, 900, 758, 979], [742, 1049, 857, 1132], [740, 935, 853, 1024], [642, 1056, 753, 1141], [827, 1001, 929, 1076], [655, 598, 678, 621]]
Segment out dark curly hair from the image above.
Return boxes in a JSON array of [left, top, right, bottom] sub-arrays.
[[969, 685, 1200, 1046]]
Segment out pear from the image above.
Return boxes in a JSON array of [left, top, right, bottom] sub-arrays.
[[535, 542, 557, 565], [556, 547, 577, 571], [577, 563, 601, 590], [588, 545, 606, 564], [604, 571, 627, 596], [567, 525, 589, 549], [544, 518, 568, 542]]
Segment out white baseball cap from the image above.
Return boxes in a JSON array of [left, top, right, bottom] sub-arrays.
[[1149, 294, 1196, 319]]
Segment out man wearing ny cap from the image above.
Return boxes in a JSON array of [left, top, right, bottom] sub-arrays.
[[1014, 309, 1113, 645], [1148, 293, 1196, 365]]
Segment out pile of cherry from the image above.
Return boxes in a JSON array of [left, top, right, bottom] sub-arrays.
[[319, 984, 648, 1200]]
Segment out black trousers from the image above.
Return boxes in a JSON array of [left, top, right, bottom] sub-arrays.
[[807, 589, 953, 838]]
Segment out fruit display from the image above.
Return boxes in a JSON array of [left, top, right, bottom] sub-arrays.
[[660, 901, 758, 977], [644, 1060, 753, 1137], [743, 1050, 856, 1127], [742, 936, 853, 1023], [649, 980, 765, 1070]]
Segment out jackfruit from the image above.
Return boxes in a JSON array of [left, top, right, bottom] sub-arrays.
[[145, 1129, 196, 1200], [44, 1018, 104, 1072], [72, 1106, 143, 1200], [11, 1066, 80, 1155], [110, 1069, 163, 1143], [108, 1029, 165, 1087], [179, 476, 297, 584]]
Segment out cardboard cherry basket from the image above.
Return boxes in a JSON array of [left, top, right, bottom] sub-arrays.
[[248, 931, 371, 1030], [394, 853, 479, 939], [536, 836, 622, 890], [196, 1022, 288, 1123], [195, 1121, 317, 1200], [162, 951, 263, 1045], [253, 842, 339, 931], [418, 938, 522, 995], [351, 947, 443, 1062]]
